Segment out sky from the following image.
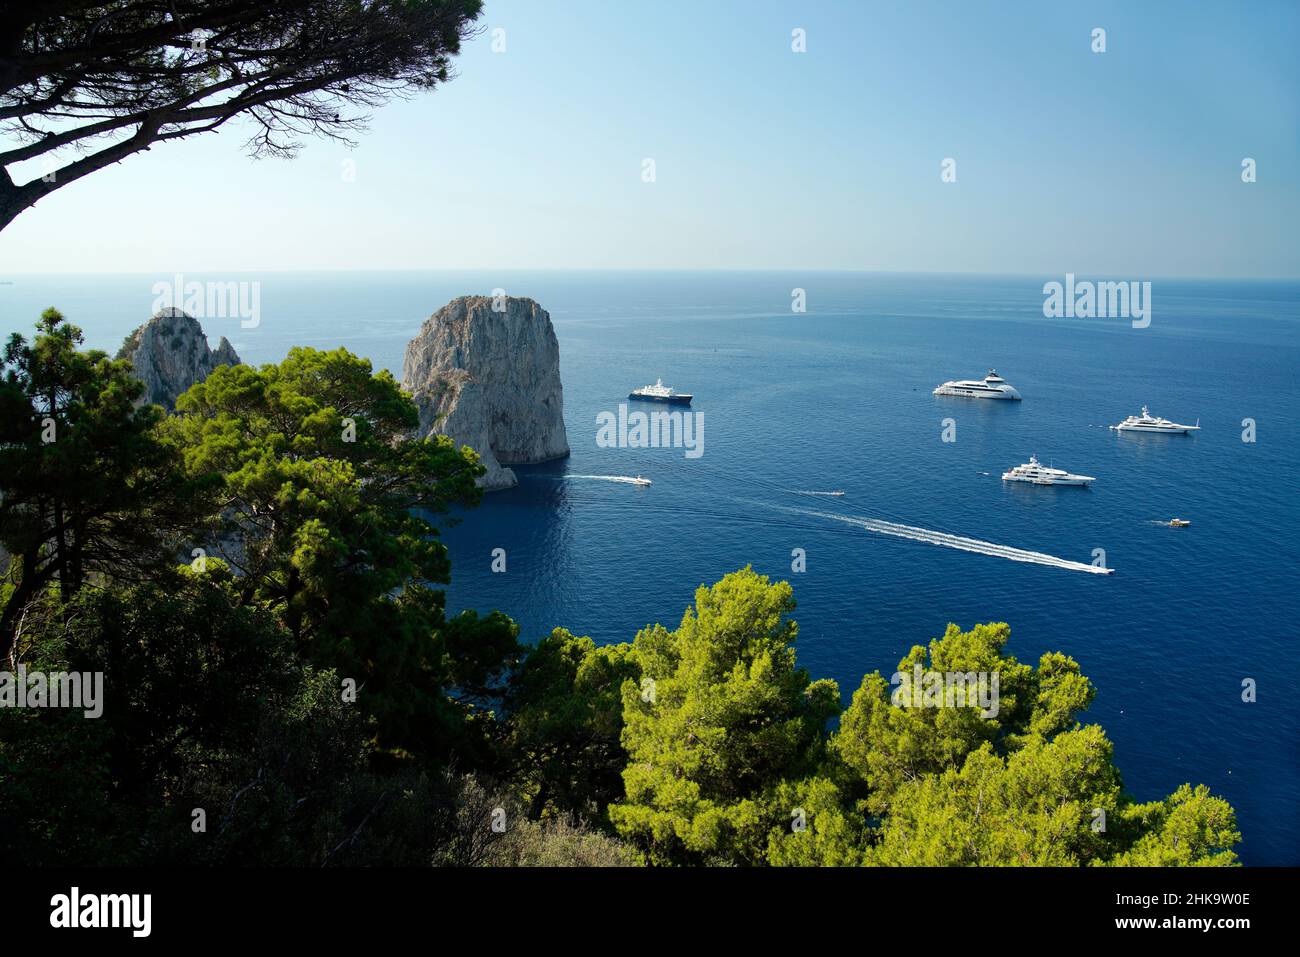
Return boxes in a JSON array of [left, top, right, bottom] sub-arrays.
[[1, 0, 1297, 277]]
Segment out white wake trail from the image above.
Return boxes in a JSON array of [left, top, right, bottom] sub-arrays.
[[563, 474, 650, 485], [774, 504, 1113, 575]]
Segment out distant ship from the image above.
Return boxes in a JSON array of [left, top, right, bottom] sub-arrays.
[[629, 378, 692, 405], [933, 369, 1021, 400], [1110, 406, 1199, 434], [1002, 454, 1095, 486]]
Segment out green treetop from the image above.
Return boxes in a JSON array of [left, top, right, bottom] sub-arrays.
[[166, 347, 519, 761], [608, 566, 840, 865], [826, 621, 1237, 866], [505, 628, 639, 822], [0, 308, 204, 663]]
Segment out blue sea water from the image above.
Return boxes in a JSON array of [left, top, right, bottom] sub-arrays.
[[3, 270, 1297, 864]]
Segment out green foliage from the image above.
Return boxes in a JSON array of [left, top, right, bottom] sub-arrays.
[[0, 308, 206, 658], [608, 567, 840, 865], [866, 727, 1124, 865], [0, 573, 520, 867], [829, 621, 1235, 867], [833, 623, 1094, 817], [764, 776, 870, 866], [1105, 785, 1240, 866], [165, 347, 520, 759], [506, 628, 639, 821], [0, 573, 334, 864], [602, 588, 1237, 867], [0, 328, 530, 864]]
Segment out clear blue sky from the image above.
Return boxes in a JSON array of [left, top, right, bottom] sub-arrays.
[[2, 0, 1297, 276]]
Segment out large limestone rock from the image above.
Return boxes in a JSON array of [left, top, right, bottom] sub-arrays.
[[117, 308, 240, 410], [402, 296, 569, 490]]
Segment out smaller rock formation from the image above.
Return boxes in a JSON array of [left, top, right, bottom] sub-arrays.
[[117, 308, 240, 410], [402, 296, 569, 490]]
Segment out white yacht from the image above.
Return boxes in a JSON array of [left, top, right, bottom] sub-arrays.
[[1002, 454, 1095, 486], [630, 475, 652, 486], [933, 369, 1022, 400], [1110, 406, 1199, 434], [629, 378, 692, 405]]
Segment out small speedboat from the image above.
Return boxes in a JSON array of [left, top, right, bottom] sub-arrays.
[[1168, 518, 1191, 527], [630, 475, 651, 486]]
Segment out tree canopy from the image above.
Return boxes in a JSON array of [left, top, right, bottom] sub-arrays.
[[0, 0, 484, 230], [0, 308, 204, 662], [608, 568, 842, 865], [604, 570, 1238, 867], [166, 346, 519, 759]]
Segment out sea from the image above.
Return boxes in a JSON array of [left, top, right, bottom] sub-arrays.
[[3, 270, 1297, 865]]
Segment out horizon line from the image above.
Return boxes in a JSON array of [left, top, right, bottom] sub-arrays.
[[3, 267, 1299, 283]]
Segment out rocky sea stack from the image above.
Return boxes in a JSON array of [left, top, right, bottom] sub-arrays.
[[117, 308, 240, 410], [402, 296, 569, 490]]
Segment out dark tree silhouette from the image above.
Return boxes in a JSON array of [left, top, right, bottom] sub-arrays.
[[0, 0, 483, 231]]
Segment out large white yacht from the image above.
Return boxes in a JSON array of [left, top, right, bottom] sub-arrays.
[[1110, 406, 1199, 434], [629, 378, 692, 405], [1002, 455, 1095, 486], [933, 369, 1022, 400]]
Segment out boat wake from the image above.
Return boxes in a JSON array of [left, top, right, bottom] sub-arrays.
[[772, 504, 1113, 575], [790, 490, 845, 497], [562, 474, 651, 485]]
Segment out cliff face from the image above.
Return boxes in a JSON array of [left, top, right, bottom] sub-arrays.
[[402, 296, 569, 490], [117, 308, 240, 410]]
